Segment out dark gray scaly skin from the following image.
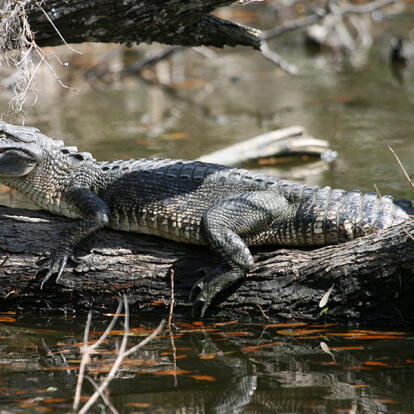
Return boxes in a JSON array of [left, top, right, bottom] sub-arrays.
[[0, 122, 410, 316]]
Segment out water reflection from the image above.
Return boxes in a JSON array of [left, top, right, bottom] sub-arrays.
[[0, 316, 413, 413]]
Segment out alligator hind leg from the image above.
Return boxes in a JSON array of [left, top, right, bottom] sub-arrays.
[[191, 191, 288, 317]]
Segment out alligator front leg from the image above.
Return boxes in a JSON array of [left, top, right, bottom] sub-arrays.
[[191, 191, 289, 317], [38, 188, 110, 288]]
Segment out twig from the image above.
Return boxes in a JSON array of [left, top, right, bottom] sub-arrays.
[[256, 303, 270, 320], [73, 311, 93, 412], [0, 254, 9, 268], [121, 319, 165, 359], [168, 269, 175, 327], [168, 269, 177, 386], [84, 375, 119, 414], [90, 300, 123, 350], [383, 139, 414, 193], [36, 3, 81, 54], [34, 45, 75, 91], [260, 40, 298, 75], [262, 10, 326, 40], [78, 295, 130, 414], [73, 299, 123, 412], [339, 0, 399, 15], [373, 183, 382, 198]]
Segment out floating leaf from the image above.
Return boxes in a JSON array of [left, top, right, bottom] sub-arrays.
[[153, 370, 191, 376], [0, 316, 16, 322], [330, 346, 364, 351], [35, 407, 53, 412], [199, 354, 216, 360], [213, 320, 238, 327], [151, 300, 166, 307], [376, 399, 399, 404], [242, 341, 282, 352], [126, 402, 151, 407], [277, 329, 327, 337], [363, 361, 389, 367], [190, 375, 216, 382], [349, 329, 406, 336], [175, 354, 188, 359], [43, 366, 79, 371], [221, 331, 249, 337], [264, 322, 307, 328], [41, 398, 70, 404]]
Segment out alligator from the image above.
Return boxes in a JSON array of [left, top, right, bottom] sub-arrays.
[[0, 121, 411, 316]]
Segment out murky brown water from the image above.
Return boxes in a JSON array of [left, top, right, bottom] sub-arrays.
[[1, 4, 414, 412], [0, 315, 413, 413]]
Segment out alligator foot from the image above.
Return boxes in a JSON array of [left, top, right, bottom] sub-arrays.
[[190, 266, 244, 318], [36, 244, 74, 289]]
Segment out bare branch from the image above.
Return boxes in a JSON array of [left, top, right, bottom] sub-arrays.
[[262, 9, 327, 40], [260, 40, 298, 75]]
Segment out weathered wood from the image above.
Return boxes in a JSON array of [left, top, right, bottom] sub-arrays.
[[22, 1, 261, 50], [1, 205, 413, 323], [196, 126, 330, 166]]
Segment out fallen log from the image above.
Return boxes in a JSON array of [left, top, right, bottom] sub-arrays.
[[8, 1, 261, 51], [1, 205, 413, 324]]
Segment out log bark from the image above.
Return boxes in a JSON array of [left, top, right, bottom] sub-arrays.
[[1, 205, 413, 323], [23, 0, 261, 50]]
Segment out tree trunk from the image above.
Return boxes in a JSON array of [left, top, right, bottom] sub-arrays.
[[1, 205, 413, 323], [23, 0, 261, 50]]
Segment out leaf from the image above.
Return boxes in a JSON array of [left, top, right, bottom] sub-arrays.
[[319, 284, 334, 308], [213, 320, 238, 327], [190, 375, 216, 382], [151, 300, 166, 307], [153, 370, 191, 376], [199, 354, 216, 360], [242, 341, 283, 352], [264, 322, 307, 328], [330, 346, 364, 351], [363, 361, 389, 367], [126, 403, 151, 407], [0, 316, 16, 322]]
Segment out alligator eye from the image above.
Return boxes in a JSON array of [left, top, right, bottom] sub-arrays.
[[60, 148, 70, 154]]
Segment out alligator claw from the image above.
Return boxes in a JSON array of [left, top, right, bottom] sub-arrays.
[[190, 266, 245, 318], [37, 246, 72, 289]]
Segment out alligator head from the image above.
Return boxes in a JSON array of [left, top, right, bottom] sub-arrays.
[[0, 122, 43, 177]]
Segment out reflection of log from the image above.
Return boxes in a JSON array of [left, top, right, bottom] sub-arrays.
[[197, 126, 330, 166], [1, 205, 413, 323]]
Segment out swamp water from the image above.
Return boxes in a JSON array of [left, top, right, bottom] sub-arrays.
[[1, 16, 414, 412]]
